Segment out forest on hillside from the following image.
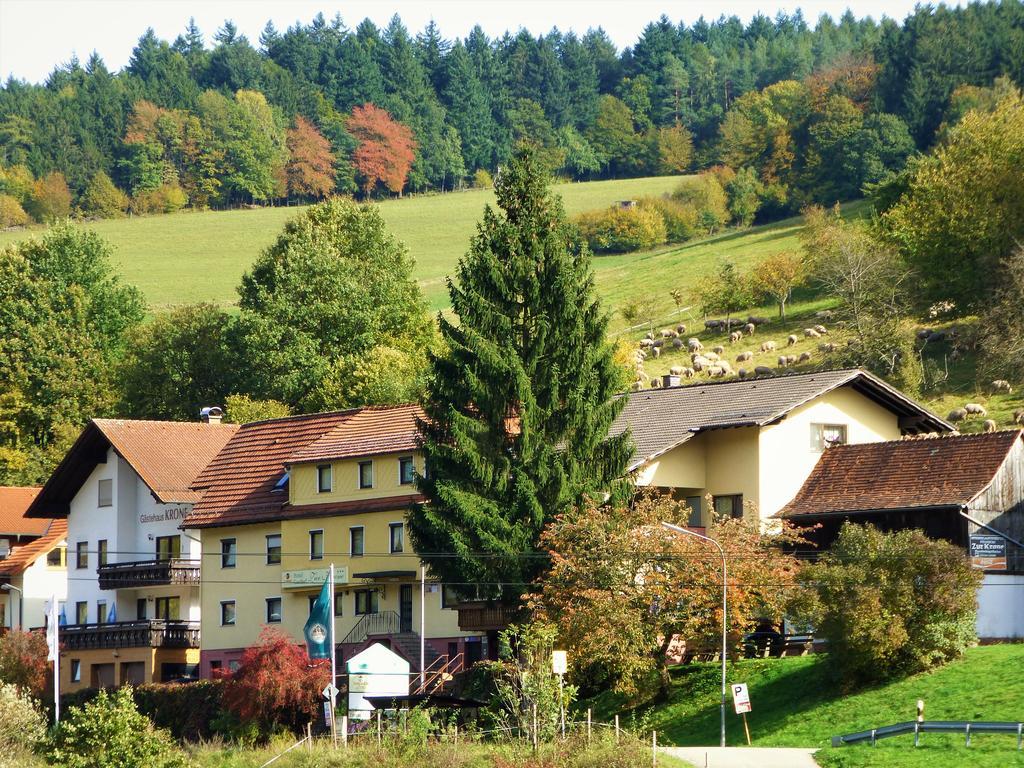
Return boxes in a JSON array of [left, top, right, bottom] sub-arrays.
[[0, 1, 1022, 225]]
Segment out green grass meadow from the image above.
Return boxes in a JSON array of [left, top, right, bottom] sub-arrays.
[[598, 645, 1024, 768], [0, 176, 682, 312]]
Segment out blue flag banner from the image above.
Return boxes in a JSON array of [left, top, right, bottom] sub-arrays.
[[303, 574, 333, 659]]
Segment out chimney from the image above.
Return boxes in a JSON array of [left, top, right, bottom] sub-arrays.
[[199, 406, 224, 425]]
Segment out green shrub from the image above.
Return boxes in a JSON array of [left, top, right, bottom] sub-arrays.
[[26, 171, 72, 221], [131, 182, 188, 214], [133, 680, 225, 741], [472, 168, 493, 188], [0, 193, 30, 228], [575, 205, 667, 253], [80, 171, 129, 218], [0, 682, 46, 758], [794, 522, 982, 688], [637, 196, 698, 243], [48, 686, 190, 768], [672, 172, 729, 234]]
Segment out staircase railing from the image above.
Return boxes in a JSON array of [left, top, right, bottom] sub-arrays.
[[414, 652, 464, 695], [341, 611, 401, 645]]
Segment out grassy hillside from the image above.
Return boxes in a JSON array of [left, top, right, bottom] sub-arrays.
[[595, 645, 1024, 767], [0, 176, 682, 312]]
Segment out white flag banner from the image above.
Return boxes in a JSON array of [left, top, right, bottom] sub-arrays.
[[46, 598, 58, 662]]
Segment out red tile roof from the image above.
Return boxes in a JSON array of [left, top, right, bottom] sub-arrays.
[[28, 419, 239, 517], [779, 430, 1023, 518], [288, 404, 423, 464], [0, 518, 67, 577], [276, 494, 425, 523], [185, 411, 357, 529], [0, 487, 45, 535], [94, 419, 240, 504]]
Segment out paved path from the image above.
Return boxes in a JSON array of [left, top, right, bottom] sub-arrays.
[[660, 747, 820, 768]]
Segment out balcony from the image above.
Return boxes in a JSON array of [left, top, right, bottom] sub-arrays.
[[455, 602, 520, 632], [98, 559, 200, 590], [58, 620, 200, 651]]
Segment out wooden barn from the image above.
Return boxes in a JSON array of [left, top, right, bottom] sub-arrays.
[[779, 430, 1024, 640]]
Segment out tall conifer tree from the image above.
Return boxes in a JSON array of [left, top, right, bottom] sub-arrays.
[[408, 148, 633, 601]]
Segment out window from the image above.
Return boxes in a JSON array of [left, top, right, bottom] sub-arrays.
[[137, 598, 148, 620], [97, 539, 108, 567], [75, 601, 88, 625], [156, 535, 180, 561], [266, 597, 282, 623], [46, 546, 65, 567], [221, 538, 236, 568], [70, 659, 81, 683], [76, 541, 88, 570], [350, 527, 364, 557], [685, 496, 703, 528], [266, 534, 282, 565], [309, 529, 324, 561], [155, 596, 180, 620], [317, 464, 332, 493], [389, 523, 404, 554], [441, 585, 461, 610], [354, 589, 379, 615], [399, 456, 415, 485], [98, 478, 113, 507], [220, 601, 236, 626], [713, 494, 744, 519], [96, 600, 107, 625], [358, 461, 373, 489], [811, 423, 848, 451]]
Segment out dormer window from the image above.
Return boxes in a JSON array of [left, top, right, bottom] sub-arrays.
[[317, 464, 332, 493], [811, 424, 848, 451]]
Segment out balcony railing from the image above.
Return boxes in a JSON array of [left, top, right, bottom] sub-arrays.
[[98, 559, 200, 590], [455, 602, 519, 632], [58, 620, 200, 651]]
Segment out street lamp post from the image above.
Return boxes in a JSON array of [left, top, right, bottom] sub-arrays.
[[1, 583, 23, 631], [661, 522, 727, 748]]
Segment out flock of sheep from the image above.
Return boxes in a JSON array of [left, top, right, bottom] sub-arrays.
[[632, 310, 1022, 434], [632, 310, 840, 389]]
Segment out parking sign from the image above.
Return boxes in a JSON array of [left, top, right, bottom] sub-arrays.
[[732, 683, 752, 714]]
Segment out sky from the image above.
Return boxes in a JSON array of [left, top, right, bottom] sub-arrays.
[[1, 0, 938, 85]]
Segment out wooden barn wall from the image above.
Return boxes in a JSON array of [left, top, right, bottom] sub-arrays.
[[967, 438, 1024, 573]]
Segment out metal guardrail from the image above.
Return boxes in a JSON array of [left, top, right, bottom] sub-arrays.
[[341, 611, 401, 645], [832, 721, 1024, 748]]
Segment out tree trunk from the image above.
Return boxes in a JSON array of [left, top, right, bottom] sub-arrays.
[[656, 634, 675, 698]]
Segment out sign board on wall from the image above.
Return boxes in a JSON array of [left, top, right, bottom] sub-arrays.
[[282, 567, 349, 588], [969, 534, 1007, 570], [732, 683, 752, 714]]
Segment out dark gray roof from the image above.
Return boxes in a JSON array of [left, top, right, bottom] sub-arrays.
[[611, 369, 952, 470]]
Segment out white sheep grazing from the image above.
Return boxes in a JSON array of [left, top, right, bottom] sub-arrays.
[[652, 338, 664, 347], [639, 338, 654, 348], [712, 345, 725, 355], [704, 351, 721, 362], [787, 334, 798, 346], [669, 365, 684, 376], [761, 340, 777, 353], [787, 354, 799, 365], [736, 351, 754, 362], [778, 355, 789, 368], [813, 324, 828, 335], [991, 380, 1013, 394], [818, 342, 836, 353], [682, 367, 696, 378], [948, 408, 967, 422], [651, 346, 660, 358], [799, 351, 812, 362], [688, 338, 703, 352], [729, 331, 743, 344], [676, 324, 687, 335], [645, 331, 655, 340], [754, 365, 773, 376], [718, 359, 733, 373], [661, 328, 676, 339], [804, 327, 821, 338], [1013, 409, 1024, 425], [692, 356, 710, 371], [964, 403, 987, 416], [707, 365, 726, 377], [983, 419, 998, 433], [630, 381, 644, 391], [743, 323, 756, 335]]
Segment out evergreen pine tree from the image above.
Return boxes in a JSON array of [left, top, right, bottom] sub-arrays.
[[408, 147, 633, 601]]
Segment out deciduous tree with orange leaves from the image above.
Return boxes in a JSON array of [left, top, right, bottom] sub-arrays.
[[285, 116, 335, 200], [346, 103, 417, 197], [531, 491, 804, 698]]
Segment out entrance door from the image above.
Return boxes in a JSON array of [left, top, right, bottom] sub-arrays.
[[399, 585, 413, 633]]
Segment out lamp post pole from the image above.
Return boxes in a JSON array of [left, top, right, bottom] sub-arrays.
[[661, 522, 728, 748], [1, 583, 23, 631]]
